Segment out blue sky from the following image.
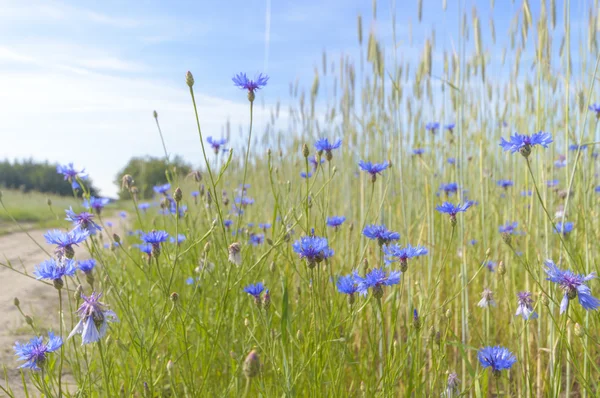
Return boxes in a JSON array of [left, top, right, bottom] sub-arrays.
[[0, 0, 593, 196]]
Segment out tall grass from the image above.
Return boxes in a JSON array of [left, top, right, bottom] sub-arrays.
[[2, 1, 600, 397]]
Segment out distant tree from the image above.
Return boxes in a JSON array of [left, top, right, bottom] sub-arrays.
[[0, 158, 98, 197], [114, 156, 192, 199]]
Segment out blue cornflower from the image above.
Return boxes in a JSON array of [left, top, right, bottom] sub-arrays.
[[545, 259, 600, 313], [153, 183, 171, 195], [554, 221, 574, 235], [309, 155, 325, 170], [207, 137, 228, 154], [521, 190, 533, 197], [435, 201, 472, 222], [447, 158, 456, 165], [362, 224, 400, 246], [499, 222, 519, 234], [477, 288, 496, 308], [119, 211, 127, 219], [135, 243, 153, 257], [34, 258, 77, 284], [243, 282, 265, 306], [138, 203, 151, 212], [547, 179, 559, 188], [425, 122, 440, 133], [224, 219, 233, 228], [232, 72, 269, 100], [249, 233, 264, 246], [589, 103, 600, 117], [470, 239, 478, 246], [353, 268, 401, 298], [300, 171, 313, 179], [500, 131, 553, 156], [497, 180, 513, 189], [78, 259, 96, 273], [235, 196, 255, 206], [68, 292, 118, 345], [185, 277, 196, 285], [65, 207, 101, 235], [259, 223, 271, 230], [336, 275, 359, 297], [14, 332, 62, 370], [569, 144, 588, 151], [445, 123, 455, 133], [486, 261, 497, 272], [358, 160, 389, 182], [44, 229, 89, 259], [83, 197, 110, 215], [191, 191, 200, 198], [515, 291, 538, 320], [56, 163, 87, 189], [169, 234, 186, 245], [412, 148, 425, 156], [315, 138, 342, 160], [440, 182, 459, 196], [596, 186, 600, 193], [292, 235, 334, 267], [382, 243, 428, 271], [554, 157, 567, 168], [326, 216, 346, 229], [477, 346, 517, 376], [141, 230, 169, 257]]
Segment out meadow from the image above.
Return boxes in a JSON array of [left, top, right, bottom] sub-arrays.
[[2, 1, 600, 397]]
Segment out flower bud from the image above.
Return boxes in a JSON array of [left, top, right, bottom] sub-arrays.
[[269, 261, 276, 273], [497, 261, 506, 276], [153, 110, 158, 119], [166, 360, 174, 373], [121, 174, 134, 190], [113, 233, 121, 244], [574, 323, 585, 337], [262, 290, 271, 311], [445, 308, 452, 319], [46, 198, 52, 206], [302, 144, 310, 158], [296, 330, 304, 342], [174, 187, 183, 203], [502, 232, 512, 245], [170, 292, 179, 303], [243, 350, 260, 378], [13, 297, 20, 307], [244, 318, 250, 327], [185, 71, 194, 87], [74, 284, 83, 301], [25, 315, 34, 326]]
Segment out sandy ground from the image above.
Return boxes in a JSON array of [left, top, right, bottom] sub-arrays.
[[0, 221, 119, 397]]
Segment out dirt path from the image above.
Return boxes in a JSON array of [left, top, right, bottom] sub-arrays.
[[0, 221, 120, 397]]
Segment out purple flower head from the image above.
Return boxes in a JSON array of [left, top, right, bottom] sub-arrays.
[[56, 163, 87, 189], [500, 131, 553, 156], [207, 137, 228, 154], [232, 72, 269, 95], [135, 243, 153, 257], [235, 196, 255, 206], [445, 123, 456, 132], [383, 243, 428, 271], [224, 219, 233, 228], [353, 268, 401, 297], [547, 179, 559, 188], [470, 239, 478, 246], [425, 122, 440, 133], [358, 160, 389, 182], [477, 288, 496, 308], [363, 224, 400, 246], [243, 282, 265, 303], [499, 222, 519, 234], [14, 332, 62, 370], [83, 197, 110, 215], [300, 171, 313, 179], [326, 216, 346, 228], [497, 180, 513, 189], [34, 258, 77, 281], [554, 221, 574, 235], [292, 235, 334, 267], [259, 223, 271, 230], [336, 275, 359, 296], [486, 261, 497, 272], [440, 182, 459, 196], [309, 155, 325, 170], [68, 292, 118, 345], [315, 138, 342, 160], [554, 156, 567, 168], [65, 207, 101, 235], [249, 233, 265, 246], [569, 144, 588, 151], [78, 259, 96, 273], [436, 201, 472, 218], [412, 148, 425, 156], [545, 259, 599, 313], [447, 158, 456, 165], [169, 234, 186, 245], [153, 183, 171, 195], [138, 202, 151, 212], [44, 229, 89, 258], [589, 103, 600, 116], [478, 346, 517, 374], [191, 191, 200, 198], [142, 230, 169, 245], [446, 372, 461, 396], [515, 291, 538, 320]]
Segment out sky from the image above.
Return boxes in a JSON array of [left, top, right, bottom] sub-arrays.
[[0, 0, 593, 196]]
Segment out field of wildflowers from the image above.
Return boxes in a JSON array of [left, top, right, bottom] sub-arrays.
[[2, 1, 600, 397]]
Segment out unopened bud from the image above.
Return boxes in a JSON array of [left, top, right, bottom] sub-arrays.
[[186, 71, 194, 87], [296, 330, 304, 342], [25, 315, 33, 326], [113, 233, 121, 244], [74, 284, 83, 301], [262, 290, 271, 310], [574, 323, 585, 337], [46, 198, 52, 206], [166, 360, 174, 373], [445, 308, 452, 319], [174, 187, 183, 203], [13, 297, 20, 307], [243, 350, 260, 378], [170, 292, 179, 303], [269, 261, 276, 272], [302, 144, 309, 158], [497, 261, 506, 276], [502, 232, 512, 245], [485, 248, 491, 257], [203, 241, 211, 254], [244, 318, 250, 327], [153, 110, 158, 119]]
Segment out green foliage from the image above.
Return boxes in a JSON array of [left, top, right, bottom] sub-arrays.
[[0, 159, 98, 197], [114, 155, 192, 199]]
